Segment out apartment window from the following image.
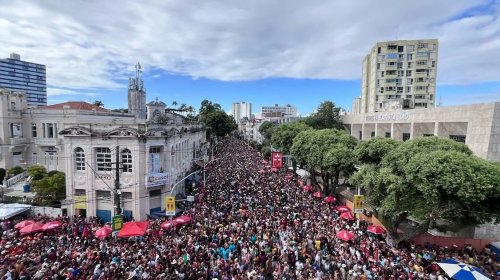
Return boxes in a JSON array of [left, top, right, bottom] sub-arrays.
[[31, 123, 37, 137], [385, 132, 391, 138], [75, 147, 86, 171], [387, 61, 396, 66], [407, 54, 413, 61], [407, 45, 415, 52], [371, 132, 375, 137], [418, 43, 428, 48], [397, 70, 404, 77], [416, 69, 428, 74], [387, 53, 398, 59], [380, 71, 385, 77], [406, 87, 412, 93], [406, 78, 413, 85], [377, 47, 381, 54], [149, 146, 161, 173], [378, 55, 385, 61], [398, 54, 405, 60], [397, 87, 403, 93], [406, 70, 412, 76], [416, 52, 429, 58], [431, 61, 436, 67], [10, 102, 16, 110], [396, 79, 402, 85], [407, 62, 413, 68], [96, 147, 112, 171], [397, 62, 403, 69], [430, 44, 437, 51], [121, 149, 132, 173], [398, 46, 404, 52], [377, 63, 381, 70], [387, 45, 397, 51], [32, 153, 38, 164], [417, 60, 427, 66], [402, 133, 411, 141]]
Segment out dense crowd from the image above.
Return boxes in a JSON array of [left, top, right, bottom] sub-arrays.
[[1, 137, 499, 279]]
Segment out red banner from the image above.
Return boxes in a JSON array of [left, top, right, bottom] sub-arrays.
[[271, 152, 283, 168]]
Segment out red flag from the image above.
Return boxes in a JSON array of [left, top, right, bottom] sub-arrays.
[[271, 152, 283, 168]]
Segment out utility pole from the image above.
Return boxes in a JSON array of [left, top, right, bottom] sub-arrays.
[[114, 145, 122, 215]]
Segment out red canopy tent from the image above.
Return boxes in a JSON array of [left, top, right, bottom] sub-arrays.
[[42, 221, 63, 231], [303, 185, 312, 192], [336, 230, 355, 241], [367, 225, 386, 235], [14, 220, 35, 229], [340, 212, 356, 221], [95, 226, 112, 240], [284, 175, 293, 180], [324, 196, 336, 203], [117, 221, 149, 238], [336, 205, 351, 212], [19, 222, 44, 235], [312, 191, 323, 198]]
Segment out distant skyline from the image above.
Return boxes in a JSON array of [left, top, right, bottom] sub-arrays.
[[1, 0, 500, 115]]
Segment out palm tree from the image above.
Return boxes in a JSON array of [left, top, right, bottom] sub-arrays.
[[172, 101, 178, 108], [93, 100, 104, 107]]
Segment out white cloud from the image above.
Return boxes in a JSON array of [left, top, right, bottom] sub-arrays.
[[0, 0, 499, 92], [48, 87, 100, 98]]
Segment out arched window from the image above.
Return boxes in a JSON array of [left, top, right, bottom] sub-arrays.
[[75, 147, 85, 171], [121, 149, 132, 172]]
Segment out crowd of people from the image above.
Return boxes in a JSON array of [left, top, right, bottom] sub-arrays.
[[1, 137, 499, 279]]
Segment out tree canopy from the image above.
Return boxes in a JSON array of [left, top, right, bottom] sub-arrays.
[[198, 99, 236, 139], [303, 101, 344, 130], [258, 121, 278, 142], [271, 122, 312, 155], [350, 136, 500, 244], [32, 170, 66, 206]]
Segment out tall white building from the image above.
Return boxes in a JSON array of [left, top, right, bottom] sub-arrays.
[[261, 104, 297, 117], [232, 102, 252, 124], [357, 39, 439, 114]]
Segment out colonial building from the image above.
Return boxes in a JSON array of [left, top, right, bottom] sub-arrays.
[[0, 64, 206, 221]]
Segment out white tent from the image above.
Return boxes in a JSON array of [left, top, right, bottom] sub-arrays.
[[0, 203, 31, 219]]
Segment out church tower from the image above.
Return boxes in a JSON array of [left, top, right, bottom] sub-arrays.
[[128, 62, 147, 119]]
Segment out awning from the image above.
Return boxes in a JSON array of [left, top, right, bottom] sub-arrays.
[[0, 204, 32, 220]]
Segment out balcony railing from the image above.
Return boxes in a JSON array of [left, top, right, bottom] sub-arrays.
[[9, 137, 29, 145], [34, 138, 60, 146]]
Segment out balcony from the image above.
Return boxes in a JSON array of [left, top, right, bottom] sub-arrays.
[[9, 137, 29, 145], [415, 71, 428, 78], [34, 138, 60, 146], [384, 89, 397, 94]]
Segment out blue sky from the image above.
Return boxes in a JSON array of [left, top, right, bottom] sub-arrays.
[[1, 0, 499, 115]]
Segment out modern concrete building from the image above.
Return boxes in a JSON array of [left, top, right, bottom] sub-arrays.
[[357, 39, 438, 114], [260, 104, 298, 117], [0, 53, 47, 107], [342, 102, 500, 161], [0, 66, 206, 221], [232, 102, 252, 124]]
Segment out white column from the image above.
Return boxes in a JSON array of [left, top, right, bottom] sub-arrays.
[[434, 122, 439, 136], [390, 123, 395, 139], [410, 122, 414, 139]]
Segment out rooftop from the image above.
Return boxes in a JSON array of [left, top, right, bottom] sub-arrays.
[[39, 102, 109, 112]]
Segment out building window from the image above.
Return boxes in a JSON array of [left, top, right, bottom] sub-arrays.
[[10, 123, 22, 137], [423, 134, 434, 137], [385, 132, 391, 138], [387, 53, 398, 59], [32, 153, 38, 164], [449, 135, 466, 143], [149, 147, 161, 173], [402, 133, 411, 141], [417, 60, 427, 66], [407, 54, 413, 61], [418, 43, 428, 48], [407, 62, 413, 68], [407, 45, 415, 52], [121, 149, 132, 173], [75, 147, 85, 171], [398, 46, 404, 52], [416, 52, 429, 58], [431, 61, 436, 67], [10, 102, 16, 110], [371, 131, 375, 137], [42, 123, 57, 138], [96, 190, 111, 201], [31, 123, 37, 137], [96, 147, 112, 171]]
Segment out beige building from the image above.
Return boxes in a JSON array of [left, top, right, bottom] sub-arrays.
[[342, 102, 500, 161], [357, 39, 439, 114]]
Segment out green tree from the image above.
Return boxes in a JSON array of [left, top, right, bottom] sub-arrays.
[[271, 122, 312, 171], [303, 101, 344, 130], [258, 121, 278, 142], [199, 101, 236, 139], [354, 137, 400, 165], [33, 171, 66, 206], [8, 166, 24, 176], [0, 168, 6, 183], [291, 129, 357, 195], [27, 165, 47, 181], [349, 136, 498, 246]]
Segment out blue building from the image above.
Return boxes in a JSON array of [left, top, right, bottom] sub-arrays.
[[0, 53, 47, 106]]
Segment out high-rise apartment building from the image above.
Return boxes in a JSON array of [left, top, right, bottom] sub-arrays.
[[232, 102, 252, 124], [261, 104, 297, 117], [358, 39, 438, 114], [0, 53, 47, 106]]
